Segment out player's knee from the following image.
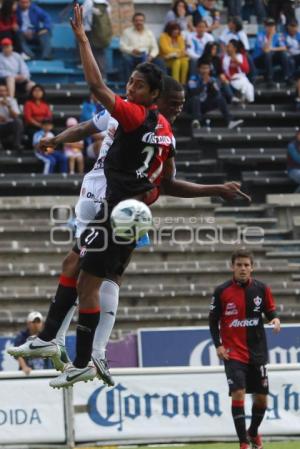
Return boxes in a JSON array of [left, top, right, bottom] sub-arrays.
[[61, 251, 80, 277], [232, 389, 245, 401], [254, 394, 267, 408]]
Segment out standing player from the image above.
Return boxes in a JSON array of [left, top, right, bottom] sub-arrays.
[[8, 4, 250, 389], [209, 249, 281, 449]]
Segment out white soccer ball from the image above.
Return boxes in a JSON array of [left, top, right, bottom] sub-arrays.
[[110, 199, 152, 241]]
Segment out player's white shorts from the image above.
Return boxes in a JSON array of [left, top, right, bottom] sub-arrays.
[[74, 172, 106, 238]]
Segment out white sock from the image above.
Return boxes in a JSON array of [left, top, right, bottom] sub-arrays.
[[92, 280, 119, 359], [55, 300, 78, 347]]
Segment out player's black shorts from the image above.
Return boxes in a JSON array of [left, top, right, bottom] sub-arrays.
[[224, 359, 269, 395], [77, 204, 136, 278]]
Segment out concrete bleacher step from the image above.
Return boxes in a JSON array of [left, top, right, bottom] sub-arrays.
[[242, 170, 293, 186], [0, 173, 82, 195], [218, 147, 286, 164], [193, 127, 298, 143]]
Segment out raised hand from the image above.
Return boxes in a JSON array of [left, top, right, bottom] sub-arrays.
[[70, 3, 87, 42], [220, 181, 251, 203]]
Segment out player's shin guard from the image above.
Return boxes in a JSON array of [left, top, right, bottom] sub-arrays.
[[73, 308, 100, 368], [39, 275, 78, 341], [232, 400, 248, 444], [248, 404, 266, 437], [92, 280, 119, 359]]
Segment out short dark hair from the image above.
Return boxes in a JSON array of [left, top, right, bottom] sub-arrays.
[[135, 62, 163, 94], [228, 38, 245, 53], [164, 20, 181, 35], [231, 250, 254, 265], [132, 12, 145, 21], [288, 18, 298, 27], [160, 75, 184, 98], [228, 16, 243, 32], [197, 56, 211, 67], [195, 19, 207, 27], [28, 83, 46, 100]]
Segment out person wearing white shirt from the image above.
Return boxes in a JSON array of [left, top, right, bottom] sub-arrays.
[[82, 0, 111, 77], [187, 19, 214, 74], [0, 37, 34, 97], [220, 17, 257, 82], [0, 83, 23, 150], [120, 12, 166, 79]]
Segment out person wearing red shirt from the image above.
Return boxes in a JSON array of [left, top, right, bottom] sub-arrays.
[[23, 84, 52, 143], [209, 249, 281, 449], [222, 39, 254, 103], [0, 0, 21, 52]]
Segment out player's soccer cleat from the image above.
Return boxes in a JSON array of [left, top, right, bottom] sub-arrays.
[[240, 443, 250, 449], [91, 355, 115, 386], [7, 336, 59, 358], [49, 362, 97, 388], [248, 432, 263, 449], [51, 345, 71, 372]]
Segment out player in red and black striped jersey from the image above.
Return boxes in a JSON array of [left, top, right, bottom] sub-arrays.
[[209, 249, 281, 449]]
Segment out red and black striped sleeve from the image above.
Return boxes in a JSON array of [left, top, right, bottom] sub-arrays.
[[209, 287, 223, 348], [264, 285, 278, 320]]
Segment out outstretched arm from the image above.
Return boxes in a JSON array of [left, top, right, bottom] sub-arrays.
[[161, 157, 251, 202], [39, 120, 98, 151], [70, 4, 115, 112]]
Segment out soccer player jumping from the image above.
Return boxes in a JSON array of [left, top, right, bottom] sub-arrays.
[[209, 250, 281, 449]]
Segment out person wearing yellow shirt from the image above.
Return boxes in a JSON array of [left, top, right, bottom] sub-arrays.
[[159, 21, 189, 84]]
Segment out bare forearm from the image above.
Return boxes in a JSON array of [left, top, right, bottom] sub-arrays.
[[53, 121, 94, 145], [161, 178, 222, 197], [78, 38, 105, 93]]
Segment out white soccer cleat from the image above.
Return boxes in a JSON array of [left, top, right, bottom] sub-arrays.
[[7, 336, 59, 358], [51, 345, 71, 372], [49, 362, 97, 389]]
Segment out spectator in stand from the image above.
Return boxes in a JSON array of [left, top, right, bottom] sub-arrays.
[[202, 41, 235, 103], [63, 117, 84, 175], [285, 19, 300, 76], [266, 0, 296, 25], [253, 17, 293, 87], [287, 130, 300, 192], [0, 83, 23, 150], [188, 58, 243, 130], [80, 92, 104, 123], [33, 119, 68, 174], [186, 19, 214, 75], [164, 0, 193, 36], [219, 16, 257, 82], [86, 132, 104, 161], [242, 0, 266, 24], [159, 21, 189, 84], [82, 0, 112, 77], [14, 311, 52, 373], [223, 39, 255, 103], [0, 37, 34, 97], [24, 84, 52, 143], [227, 0, 242, 17], [120, 12, 165, 81], [17, 0, 52, 60], [192, 0, 220, 32], [0, 0, 21, 53], [219, 17, 250, 54]]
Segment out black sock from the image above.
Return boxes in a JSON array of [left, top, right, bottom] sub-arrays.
[[232, 400, 248, 444], [248, 404, 266, 437], [73, 308, 100, 368], [39, 275, 77, 341]]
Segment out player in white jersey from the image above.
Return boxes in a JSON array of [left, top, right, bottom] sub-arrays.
[[32, 107, 120, 385], [74, 113, 118, 237]]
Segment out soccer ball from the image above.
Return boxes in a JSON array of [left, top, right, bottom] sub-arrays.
[[110, 199, 152, 241]]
